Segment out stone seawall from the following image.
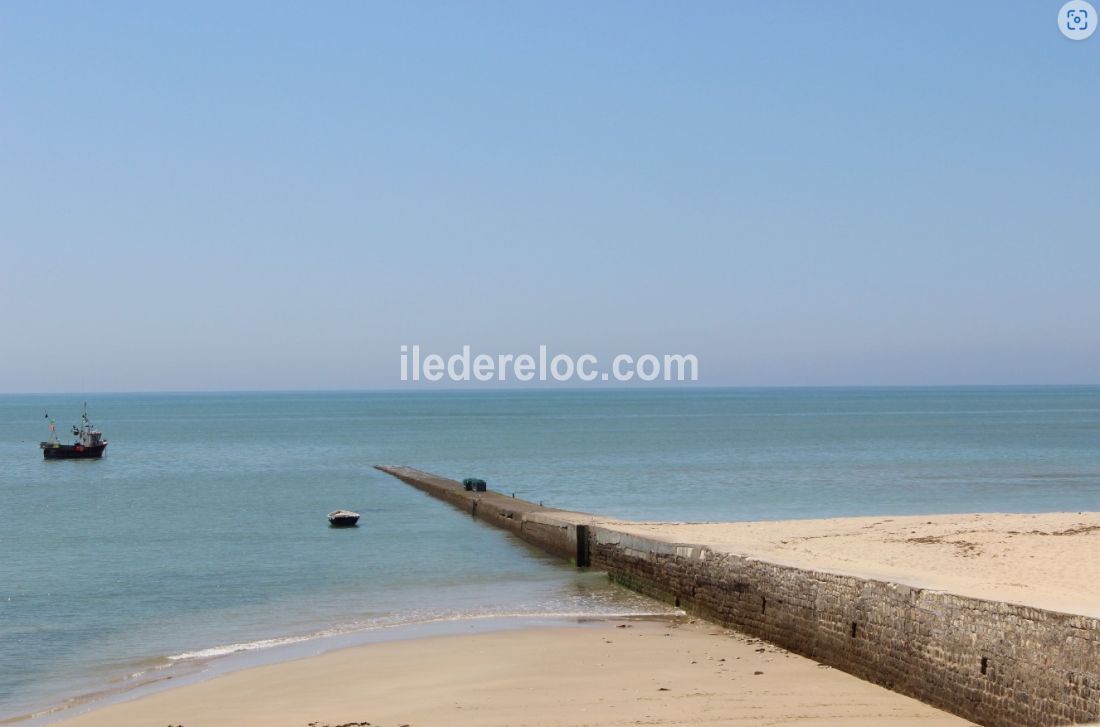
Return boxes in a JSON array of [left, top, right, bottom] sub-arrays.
[[375, 466, 1100, 727], [376, 466, 584, 561]]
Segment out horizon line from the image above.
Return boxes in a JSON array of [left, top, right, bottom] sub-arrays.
[[3, 383, 1099, 397]]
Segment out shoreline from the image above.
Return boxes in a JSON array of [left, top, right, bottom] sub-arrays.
[[49, 617, 970, 727], [16, 508, 1100, 725], [13, 613, 676, 726]]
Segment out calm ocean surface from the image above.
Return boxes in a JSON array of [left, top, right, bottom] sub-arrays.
[[2, 387, 1099, 721]]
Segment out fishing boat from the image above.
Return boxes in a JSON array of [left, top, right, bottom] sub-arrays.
[[40, 404, 108, 460], [328, 510, 360, 527]]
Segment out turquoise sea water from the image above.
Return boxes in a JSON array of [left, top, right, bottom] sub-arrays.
[[2, 387, 1099, 721]]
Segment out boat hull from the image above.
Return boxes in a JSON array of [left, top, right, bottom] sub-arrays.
[[41, 443, 107, 460], [328, 513, 360, 527]]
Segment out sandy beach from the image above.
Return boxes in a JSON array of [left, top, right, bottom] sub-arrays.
[[613, 511, 1100, 617], [46, 511, 1100, 725], [56, 618, 969, 727]]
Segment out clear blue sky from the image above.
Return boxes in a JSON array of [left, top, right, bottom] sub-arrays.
[[1, 1, 1097, 392]]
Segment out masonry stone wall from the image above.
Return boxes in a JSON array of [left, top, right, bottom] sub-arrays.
[[379, 466, 579, 561], [589, 526, 1100, 727], [376, 465, 1100, 727]]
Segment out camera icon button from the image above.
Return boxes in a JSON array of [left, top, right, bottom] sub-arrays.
[[1060, 0, 1097, 40]]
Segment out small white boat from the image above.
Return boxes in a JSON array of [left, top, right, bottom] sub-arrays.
[[328, 509, 360, 527]]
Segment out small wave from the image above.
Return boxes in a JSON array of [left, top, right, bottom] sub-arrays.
[[168, 632, 333, 661], [124, 660, 174, 680], [166, 608, 681, 663]]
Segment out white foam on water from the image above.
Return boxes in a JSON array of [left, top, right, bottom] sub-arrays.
[[168, 633, 333, 661], [165, 608, 682, 663]]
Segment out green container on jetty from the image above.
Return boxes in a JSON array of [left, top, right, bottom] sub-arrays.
[[462, 477, 487, 492]]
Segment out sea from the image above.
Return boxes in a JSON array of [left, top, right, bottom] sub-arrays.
[[2, 387, 1099, 722]]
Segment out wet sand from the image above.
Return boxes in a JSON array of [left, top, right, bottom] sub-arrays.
[[55, 618, 970, 726], [57, 511, 1100, 726]]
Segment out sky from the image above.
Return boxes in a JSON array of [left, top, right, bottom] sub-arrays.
[[1, 1, 1097, 392]]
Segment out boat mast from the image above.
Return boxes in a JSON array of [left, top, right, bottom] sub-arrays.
[[44, 411, 58, 444]]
